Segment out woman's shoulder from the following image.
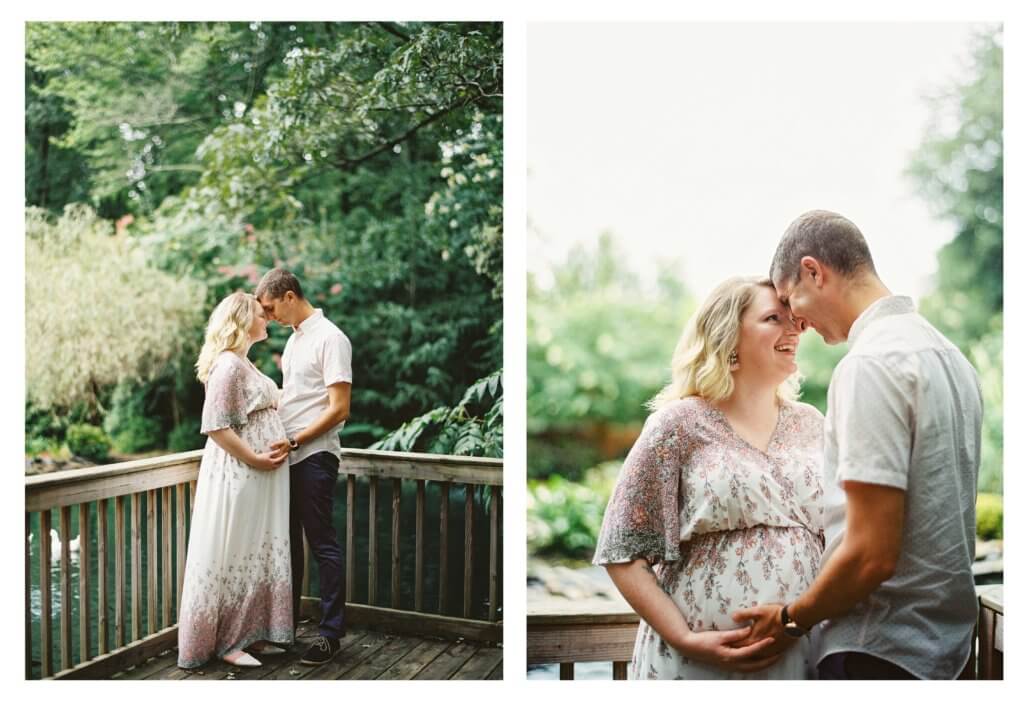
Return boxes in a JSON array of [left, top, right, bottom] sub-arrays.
[[646, 395, 709, 431], [783, 399, 825, 427], [208, 351, 246, 377]]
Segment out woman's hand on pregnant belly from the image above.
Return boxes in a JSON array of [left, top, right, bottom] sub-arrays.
[[676, 628, 784, 672]]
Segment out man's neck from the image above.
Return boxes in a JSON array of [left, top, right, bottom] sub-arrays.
[[838, 275, 892, 339], [293, 302, 316, 329]]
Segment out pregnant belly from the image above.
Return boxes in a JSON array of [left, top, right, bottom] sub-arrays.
[[661, 525, 822, 632], [238, 407, 288, 454]]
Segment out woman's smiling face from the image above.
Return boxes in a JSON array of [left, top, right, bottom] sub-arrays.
[[734, 285, 801, 383]]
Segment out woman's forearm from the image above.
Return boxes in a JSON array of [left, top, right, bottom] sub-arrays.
[[606, 559, 692, 650], [208, 428, 259, 466]]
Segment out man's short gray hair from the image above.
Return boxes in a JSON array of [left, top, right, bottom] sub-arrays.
[[255, 268, 305, 301], [769, 210, 876, 287]]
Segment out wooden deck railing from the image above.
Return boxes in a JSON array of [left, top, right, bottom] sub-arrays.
[[528, 584, 1004, 680], [26, 447, 502, 680]]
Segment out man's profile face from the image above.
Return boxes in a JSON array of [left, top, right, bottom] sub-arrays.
[[775, 263, 843, 345], [258, 292, 294, 326]]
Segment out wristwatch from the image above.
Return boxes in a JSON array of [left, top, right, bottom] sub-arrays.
[[781, 604, 810, 638], [288, 437, 300, 451]]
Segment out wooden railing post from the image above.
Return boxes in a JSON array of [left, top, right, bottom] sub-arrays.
[[114, 496, 125, 649], [439, 483, 449, 615], [414, 480, 425, 612], [162, 486, 172, 628], [25, 513, 33, 678], [58, 505, 72, 671], [97, 498, 108, 655], [39, 510, 52, 678], [346, 474, 355, 603], [368, 476, 379, 606], [391, 478, 401, 609], [489, 486, 500, 622], [463, 484, 474, 619], [78, 502, 91, 664]]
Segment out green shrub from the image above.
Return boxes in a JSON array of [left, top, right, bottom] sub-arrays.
[[66, 423, 112, 463], [167, 419, 204, 453], [527, 461, 621, 558], [109, 415, 163, 454], [976, 492, 1003, 540], [104, 383, 163, 453]]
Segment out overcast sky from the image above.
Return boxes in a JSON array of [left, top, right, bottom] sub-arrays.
[[528, 22, 990, 301]]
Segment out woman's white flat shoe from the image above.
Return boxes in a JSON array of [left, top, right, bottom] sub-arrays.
[[248, 643, 287, 655], [222, 651, 262, 667]]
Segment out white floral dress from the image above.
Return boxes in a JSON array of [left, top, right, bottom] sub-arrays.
[[593, 396, 824, 680], [177, 352, 293, 668]]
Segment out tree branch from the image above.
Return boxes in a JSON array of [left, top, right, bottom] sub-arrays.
[[375, 22, 412, 43]]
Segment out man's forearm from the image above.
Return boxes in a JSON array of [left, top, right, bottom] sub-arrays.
[[294, 404, 349, 446], [789, 539, 893, 629]]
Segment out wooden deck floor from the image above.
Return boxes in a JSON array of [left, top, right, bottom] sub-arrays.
[[109, 621, 503, 681]]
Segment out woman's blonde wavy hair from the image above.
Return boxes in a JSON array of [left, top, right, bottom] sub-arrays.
[[649, 276, 800, 410], [195, 291, 259, 383]]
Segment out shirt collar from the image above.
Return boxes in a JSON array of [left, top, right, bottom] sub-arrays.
[[847, 295, 915, 347], [293, 308, 324, 335]]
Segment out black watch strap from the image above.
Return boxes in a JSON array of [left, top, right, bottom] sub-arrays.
[[781, 604, 810, 638]]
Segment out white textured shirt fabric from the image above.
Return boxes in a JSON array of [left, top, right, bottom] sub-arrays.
[[817, 295, 983, 679], [278, 309, 352, 464]]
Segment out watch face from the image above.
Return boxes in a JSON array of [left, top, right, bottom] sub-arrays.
[[783, 624, 806, 638]]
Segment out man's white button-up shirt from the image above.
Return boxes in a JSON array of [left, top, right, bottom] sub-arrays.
[[278, 308, 353, 464]]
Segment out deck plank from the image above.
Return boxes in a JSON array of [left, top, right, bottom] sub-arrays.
[[374, 638, 450, 680], [114, 649, 179, 680], [450, 645, 503, 680], [304, 630, 391, 680], [413, 640, 478, 680], [257, 628, 372, 680], [84, 623, 502, 680], [339, 633, 422, 679]]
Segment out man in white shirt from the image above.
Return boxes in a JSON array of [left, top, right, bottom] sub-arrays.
[[256, 268, 352, 666], [732, 210, 983, 679]]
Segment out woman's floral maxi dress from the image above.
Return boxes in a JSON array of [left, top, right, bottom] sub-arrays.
[[593, 396, 825, 679], [177, 352, 293, 668]]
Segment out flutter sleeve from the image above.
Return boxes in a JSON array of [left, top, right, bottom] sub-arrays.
[[592, 402, 690, 566], [200, 354, 249, 434]]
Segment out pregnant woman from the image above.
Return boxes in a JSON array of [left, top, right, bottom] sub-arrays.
[[593, 276, 825, 679], [177, 291, 294, 669]]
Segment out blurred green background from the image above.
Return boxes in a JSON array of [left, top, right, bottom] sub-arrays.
[[527, 29, 1003, 561], [25, 22, 504, 467]]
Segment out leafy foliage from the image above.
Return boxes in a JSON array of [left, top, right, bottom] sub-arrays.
[[25, 22, 502, 457], [527, 462, 620, 558], [909, 27, 1003, 493], [370, 370, 502, 458], [25, 205, 206, 411], [66, 423, 112, 463], [976, 492, 1002, 540], [527, 233, 694, 478]]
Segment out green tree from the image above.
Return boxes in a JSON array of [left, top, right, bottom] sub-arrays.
[[25, 22, 503, 455], [25, 205, 205, 412], [908, 27, 1002, 492]]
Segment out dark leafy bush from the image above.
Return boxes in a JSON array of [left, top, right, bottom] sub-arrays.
[[66, 423, 112, 463], [167, 418, 204, 453]]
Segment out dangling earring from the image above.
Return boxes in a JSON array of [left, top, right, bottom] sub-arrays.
[[728, 350, 739, 367]]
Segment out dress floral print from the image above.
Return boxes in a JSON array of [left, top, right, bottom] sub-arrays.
[[594, 396, 824, 680], [177, 352, 293, 668]]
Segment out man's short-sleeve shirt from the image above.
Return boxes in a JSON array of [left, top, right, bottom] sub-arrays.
[[818, 295, 983, 679], [278, 308, 352, 464]]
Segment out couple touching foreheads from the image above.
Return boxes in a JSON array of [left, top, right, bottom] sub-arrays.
[[595, 210, 983, 680], [176, 268, 353, 669]]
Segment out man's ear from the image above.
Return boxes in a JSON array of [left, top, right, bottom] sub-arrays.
[[800, 256, 825, 289]]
